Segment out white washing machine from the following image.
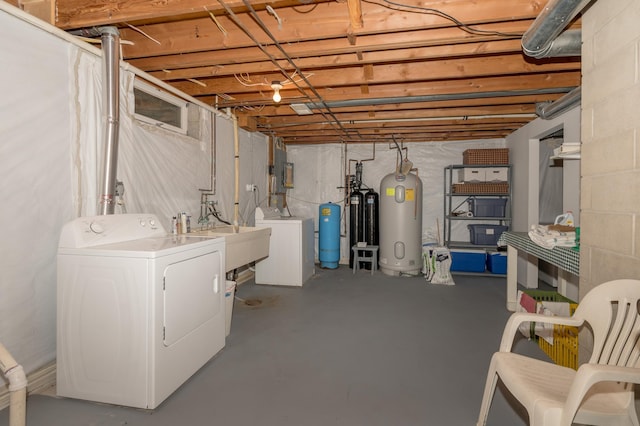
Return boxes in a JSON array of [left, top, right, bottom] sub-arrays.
[[255, 207, 315, 287], [57, 214, 226, 409]]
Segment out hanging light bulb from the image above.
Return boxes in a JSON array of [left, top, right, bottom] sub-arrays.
[[271, 81, 283, 103]]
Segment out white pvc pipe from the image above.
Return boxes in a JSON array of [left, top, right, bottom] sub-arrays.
[[0, 343, 27, 426], [232, 114, 240, 231]]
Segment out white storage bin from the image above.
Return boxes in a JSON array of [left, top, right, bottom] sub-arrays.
[[485, 167, 508, 182], [458, 168, 485, 183]]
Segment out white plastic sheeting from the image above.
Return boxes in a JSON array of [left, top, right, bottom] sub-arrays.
[[1, 6, 74, 384], [0, 4, 267, 388], [286, 139, 507, 263], [213, 119, 269, 227]]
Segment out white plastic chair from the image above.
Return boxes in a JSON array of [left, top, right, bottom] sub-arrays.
[[477, 279, 640, 426]]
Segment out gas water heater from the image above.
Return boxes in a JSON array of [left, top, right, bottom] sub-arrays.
[[379, 171, 423, 276]]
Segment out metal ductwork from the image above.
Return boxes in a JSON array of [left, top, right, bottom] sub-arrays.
[[299, 87, 575, 111], [524, 0, 592, 118], [536, 86, 581, 120], [521, 0, 591, 59], [99, 26, 120, 215]]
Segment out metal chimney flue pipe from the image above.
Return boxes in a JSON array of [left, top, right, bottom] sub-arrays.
[[99, 26, 120, 215]]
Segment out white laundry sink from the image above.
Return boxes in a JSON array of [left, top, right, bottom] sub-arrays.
[[192, 226, 271, 272]]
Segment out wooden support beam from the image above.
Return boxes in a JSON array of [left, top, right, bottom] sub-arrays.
[[20, 0, 55, 24], [347, 0, 363, 29]]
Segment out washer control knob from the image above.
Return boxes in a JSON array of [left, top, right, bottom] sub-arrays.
[[148, 218, 156, 227], [139, 219, 146, 227], [89, 222, 104, 234]]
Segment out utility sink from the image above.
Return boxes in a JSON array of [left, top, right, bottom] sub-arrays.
[[192, 226, 271, 272]]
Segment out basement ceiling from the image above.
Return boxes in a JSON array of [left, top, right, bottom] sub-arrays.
[[13, 0, 581, 145]]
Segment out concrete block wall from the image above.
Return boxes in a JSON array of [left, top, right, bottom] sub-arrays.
[[580, 0, 640, 293]]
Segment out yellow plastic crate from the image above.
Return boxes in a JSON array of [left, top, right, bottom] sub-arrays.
[[522, 290, 579, 370]]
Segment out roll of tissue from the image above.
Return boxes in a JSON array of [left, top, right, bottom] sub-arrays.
[[465, 211, 473, 217]]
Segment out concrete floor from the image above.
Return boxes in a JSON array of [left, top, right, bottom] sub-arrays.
[[0, 266, 546, 426]]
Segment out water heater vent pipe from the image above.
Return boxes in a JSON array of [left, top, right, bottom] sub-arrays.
[[99, 26, 121, 215]]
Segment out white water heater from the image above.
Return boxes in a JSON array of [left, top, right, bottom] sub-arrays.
[[379, 172, 423, 276]]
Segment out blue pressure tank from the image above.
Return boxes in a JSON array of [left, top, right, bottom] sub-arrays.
[[319, 202, 340, 269]]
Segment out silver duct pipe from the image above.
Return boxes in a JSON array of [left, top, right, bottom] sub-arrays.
[[67, 27, 103, 37], [536, 86, 581, 119], [535, 29, 582, 58], [521, 0, 591, 58], [302, 87, 575, 110], [99, 26, 120, 215]]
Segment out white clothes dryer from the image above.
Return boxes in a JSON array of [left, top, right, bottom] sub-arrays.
[[57, 214, 226, 409], [254, 207, 315, 287]]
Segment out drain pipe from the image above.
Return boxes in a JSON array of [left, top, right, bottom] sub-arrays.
[[521, 0, 591, 59], [0, 343, 27, 426], [98, 26, 121, 215]]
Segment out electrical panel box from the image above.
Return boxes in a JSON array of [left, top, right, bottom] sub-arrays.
[[273, 147, 287, 193]]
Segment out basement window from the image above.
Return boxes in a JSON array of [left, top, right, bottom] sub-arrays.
[[134, 80, 188, 134]]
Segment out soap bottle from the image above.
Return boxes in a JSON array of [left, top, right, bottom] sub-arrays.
[[171, 216, 178, 235], [181, 212, 188, 233]]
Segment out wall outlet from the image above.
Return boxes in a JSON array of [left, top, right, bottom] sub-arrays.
[[245, 184, 256, 192]]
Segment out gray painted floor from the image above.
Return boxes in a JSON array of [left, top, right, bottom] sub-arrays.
[[1, 266, 546, 426]]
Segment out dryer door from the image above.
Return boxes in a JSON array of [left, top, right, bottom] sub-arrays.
[[163, 251, 222, 346]]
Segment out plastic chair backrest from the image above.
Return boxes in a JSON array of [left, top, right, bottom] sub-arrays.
[[572, 279, 640, 368]]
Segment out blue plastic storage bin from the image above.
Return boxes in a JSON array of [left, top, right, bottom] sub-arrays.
[[468, 197, 507, 217], [468, 224, 508, 245], [487, 252, 507, 274], [450, 249, 486, 272]]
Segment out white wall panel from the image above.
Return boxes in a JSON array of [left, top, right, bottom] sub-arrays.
[[0, 7, 74, 381]]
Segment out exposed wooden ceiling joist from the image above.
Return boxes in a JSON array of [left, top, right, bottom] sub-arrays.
[[10, 0, 582, 143]]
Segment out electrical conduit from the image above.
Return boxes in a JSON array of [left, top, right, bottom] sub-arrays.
[[0, 343, 27, 426]]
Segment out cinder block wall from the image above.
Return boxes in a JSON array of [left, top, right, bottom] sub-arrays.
[[580, 0, 640, 294]]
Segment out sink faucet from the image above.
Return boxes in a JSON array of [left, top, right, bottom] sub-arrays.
[[198, 193, 230, 229], [198, 193, 215, 229]]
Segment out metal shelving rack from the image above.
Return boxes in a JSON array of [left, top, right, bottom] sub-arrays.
[[443, 164, 512, 250]]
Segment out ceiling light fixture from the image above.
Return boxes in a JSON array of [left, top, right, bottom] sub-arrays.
[[271, 81, 283, 103]]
